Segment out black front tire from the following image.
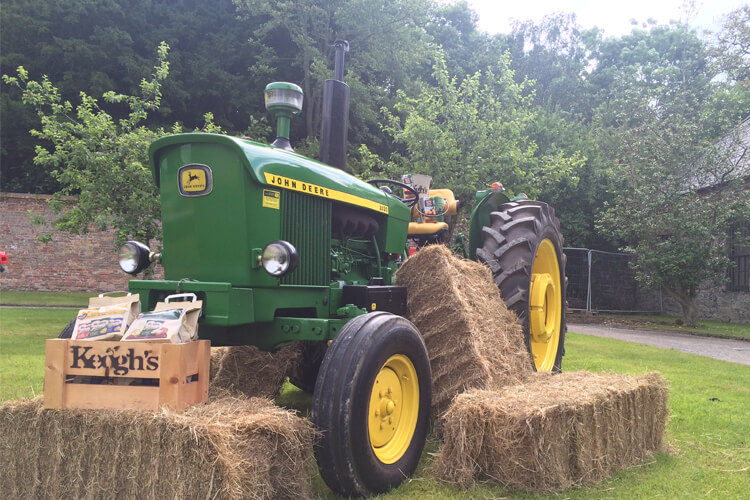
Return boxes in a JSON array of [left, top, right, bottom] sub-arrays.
[[476, 200, 567, 372], [59, 318, 76, 339], [311, 312, 431, 497]]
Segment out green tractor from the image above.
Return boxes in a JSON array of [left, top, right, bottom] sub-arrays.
[[110, 42, 566, 496]]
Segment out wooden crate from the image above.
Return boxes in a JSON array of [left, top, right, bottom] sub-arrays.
[[44, 339, 210, 411]]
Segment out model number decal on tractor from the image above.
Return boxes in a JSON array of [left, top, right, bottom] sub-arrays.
[[264, 172, 388, 214], [262, 189, 280, 209]]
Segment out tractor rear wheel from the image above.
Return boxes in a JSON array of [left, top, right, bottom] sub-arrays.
[[311, 312, 431, 497], [476, 200, 566, 372]]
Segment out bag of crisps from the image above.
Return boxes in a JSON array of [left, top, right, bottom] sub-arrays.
[[72, 292, 141, 341], [122, 293, 202, 343]]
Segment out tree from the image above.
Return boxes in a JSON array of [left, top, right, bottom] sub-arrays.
[[504, 13, 599, 118], [1, 0, 269, 193], [232, 0, 433, 159], [710, 5, 750, 86], [2, 43, 172, 247], [501, 15, 608, 248], [593, 23, 750, 325], [363, 51, 578, 209], [423, 1, 503, 80]]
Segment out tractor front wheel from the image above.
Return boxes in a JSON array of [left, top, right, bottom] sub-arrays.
[[59, 318, 76, 339], [311, 312, 431, 497], [476, 200, 566, 372]]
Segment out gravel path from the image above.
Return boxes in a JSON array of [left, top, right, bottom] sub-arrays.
[[569, 323, 750, 366]]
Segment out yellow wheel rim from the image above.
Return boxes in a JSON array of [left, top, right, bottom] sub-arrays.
[[529, 239, 562, 372], [368, 354, 420, 464]]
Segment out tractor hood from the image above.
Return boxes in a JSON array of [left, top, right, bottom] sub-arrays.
[[149, 133, 409, 220]]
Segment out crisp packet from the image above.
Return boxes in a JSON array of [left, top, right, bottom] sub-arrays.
[[122, 294, 202, 343], [72, 293, 140, 341]]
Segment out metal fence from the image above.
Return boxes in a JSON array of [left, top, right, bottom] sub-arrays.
[[564, 248, 663, 313]]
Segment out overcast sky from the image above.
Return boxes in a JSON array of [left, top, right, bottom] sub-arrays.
[[464, 0, 747, 37]]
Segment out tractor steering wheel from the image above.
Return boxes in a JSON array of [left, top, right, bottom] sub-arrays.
[[367, 179, 419, 207]]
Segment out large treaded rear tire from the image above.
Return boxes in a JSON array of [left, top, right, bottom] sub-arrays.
[[476, 200, 567, 372], [311, 312, 431, 497]]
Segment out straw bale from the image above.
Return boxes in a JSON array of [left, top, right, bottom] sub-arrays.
[[395, 245, 533, 416], [433, 371, 669, 492], [0, 395, 315, 500], [210, 343, 301, 399]]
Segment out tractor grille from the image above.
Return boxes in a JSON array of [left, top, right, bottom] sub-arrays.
[[281, 191, 332, 286]]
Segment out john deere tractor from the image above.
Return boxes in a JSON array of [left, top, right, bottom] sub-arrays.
[[108, 41, 566, 496]]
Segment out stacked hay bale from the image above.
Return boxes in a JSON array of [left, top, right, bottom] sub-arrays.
[[433, 371, 669, 492], [0, 394, 315, 499], [397, 246, 669, 492], [395, 245, 533, 417], [209, 343, 301, 398]]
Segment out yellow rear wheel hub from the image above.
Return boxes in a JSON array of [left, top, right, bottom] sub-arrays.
[[368, 354, 419, 464], [529, 239, 562, 372]]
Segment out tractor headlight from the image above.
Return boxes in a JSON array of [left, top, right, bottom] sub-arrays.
[[261, 240, 298, 277], [118, 241, 152, 275]]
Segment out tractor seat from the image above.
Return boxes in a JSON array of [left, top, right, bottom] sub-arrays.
[[428, 189, 458, 216], [409, 189, 459, 220], [408, 221, 449, 236], [407, 188, 458, 237]]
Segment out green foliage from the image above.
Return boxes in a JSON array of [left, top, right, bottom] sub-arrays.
[[2, 0, 749, 320], [592, 23, 750, 325], [372, 51, 579, 209], [710, 5, 750, 86], [2, 43, 171, 246], [0, 0, 269, 193], [424, 1, 501, 80], [505, 13, 599, 116], [499, 14, 613, 248], [233, 0, 433, 157]]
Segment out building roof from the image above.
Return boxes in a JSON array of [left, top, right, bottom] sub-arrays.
[[693, 115, 750, 191]]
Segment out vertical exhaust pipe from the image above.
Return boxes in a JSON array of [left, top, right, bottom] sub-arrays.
[[320, 40, 350, 169]]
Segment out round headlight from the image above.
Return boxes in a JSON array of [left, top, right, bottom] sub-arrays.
[[261, 240, 298, 277], [118, 241, 151, 275]]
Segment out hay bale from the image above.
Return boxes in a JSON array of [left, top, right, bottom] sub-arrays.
[[0, 395, 315, 500], [210, 343, 301, 399], [395, 245, 533, 416], [433, 371, 669, 492]]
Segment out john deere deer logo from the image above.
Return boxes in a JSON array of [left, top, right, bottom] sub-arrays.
[[178, 164, 213, 197]]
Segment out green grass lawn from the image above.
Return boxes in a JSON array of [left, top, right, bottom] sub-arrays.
[[569, 312, 750, 341], [305, 332, 750, 499], [0, 290, 95, 307], [0, 308, 76, 400], [2, 308, 748, 498]]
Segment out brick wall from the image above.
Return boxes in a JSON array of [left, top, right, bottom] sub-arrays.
[[0, 193, 161, 292]]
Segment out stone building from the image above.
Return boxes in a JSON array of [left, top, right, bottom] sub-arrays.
[[661, 116, 750, 324]]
